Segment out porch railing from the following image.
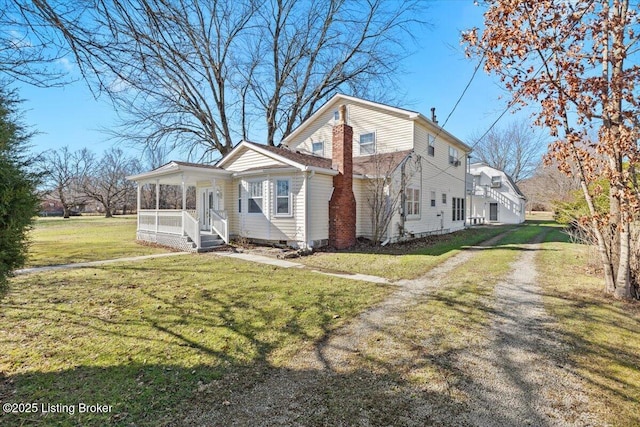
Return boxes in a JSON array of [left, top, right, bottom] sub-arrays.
[[210, 209, 229, 244], [138, 210, 182, 234], [183, 211, 200, 248], [138, 209, 226, 248]]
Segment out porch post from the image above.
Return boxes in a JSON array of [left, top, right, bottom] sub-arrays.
[[181, 173, 186, 211], [155, 179, 160, 233], [136, 182, 141, 230]]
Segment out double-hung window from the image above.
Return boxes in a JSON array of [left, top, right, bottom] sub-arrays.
[[275, 179, 292, 216], [406, 188, 420, 216], [428, 135, 435, 156], [359, 132, 376, 155], [248, 181, 263, 213], [238, 183, 242, 213], [430, 191, 436, 207], [449, 146, 459, 165], [312, 141, 324, 156]]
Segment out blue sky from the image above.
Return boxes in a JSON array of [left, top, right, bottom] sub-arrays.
[[15, 0, 538, 163]]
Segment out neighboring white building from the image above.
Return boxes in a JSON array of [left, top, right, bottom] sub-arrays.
[[127, 94, 472, 251], [467, 163, 526, 224]]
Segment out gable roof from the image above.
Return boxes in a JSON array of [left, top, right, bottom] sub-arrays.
[[281, 93, 472, 152], [217, 140, 337, 174]]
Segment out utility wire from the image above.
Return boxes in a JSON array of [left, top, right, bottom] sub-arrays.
[[422, 0, 596, 184]]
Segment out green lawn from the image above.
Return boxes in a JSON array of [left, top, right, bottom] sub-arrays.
[[538, 229, 640, 427], [26, 216, 168, 267], [299, 224, 516, 280], [2, 255, 392, 426]]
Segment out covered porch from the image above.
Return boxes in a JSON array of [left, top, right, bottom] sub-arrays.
[[127, 162, 232, 252]]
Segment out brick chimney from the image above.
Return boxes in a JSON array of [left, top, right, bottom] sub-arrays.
[[329, 104, 357, 249]]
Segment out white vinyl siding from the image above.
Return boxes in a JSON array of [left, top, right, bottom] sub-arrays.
[[309, 174, 333, 243], [224, 148, 287, 172], [286, 101, 414, 157]]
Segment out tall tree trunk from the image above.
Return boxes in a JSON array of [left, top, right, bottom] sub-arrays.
[[615, 220, 632, 298]]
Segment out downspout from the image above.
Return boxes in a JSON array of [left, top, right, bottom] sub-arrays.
[[304, 171, 315, 249]]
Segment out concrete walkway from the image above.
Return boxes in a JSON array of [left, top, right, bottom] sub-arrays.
[[14, 252, 190, 275], [15, 250, 390, 284]]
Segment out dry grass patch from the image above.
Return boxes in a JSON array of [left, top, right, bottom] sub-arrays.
[[538, 229, 640, 427], [27, 216, 168, 267], [1, 254, 391, 426]]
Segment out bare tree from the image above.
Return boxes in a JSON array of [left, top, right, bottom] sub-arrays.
[[41, 146, 94, 218], [17, 0, 424, 158], [468, 120, 546, 183], [82, 147, 139, 217], [519, 161, 580, 212], [0, 0, 73, 86], [251, 0, 423, 146], [363, 152, 420, 243]]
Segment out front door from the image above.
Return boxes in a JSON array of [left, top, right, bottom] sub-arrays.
[[489, 202, 498, 221], [200, 187, 214, 231]]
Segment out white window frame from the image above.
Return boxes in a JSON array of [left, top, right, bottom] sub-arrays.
[[237, 183, 243, 213], [430, 190, 436, 207], [311, 141, 324, 156], [359, 132, 376, 155], [428, 135, 435, 156], [247, 180, 263, 214], [274, 178, 292, 217], [405, 187, 421, 218], [449, 146, 459, 165], [442, 193, 447, 204]]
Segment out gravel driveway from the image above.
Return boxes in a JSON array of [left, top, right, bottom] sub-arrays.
[[184, 230, 601, 426]]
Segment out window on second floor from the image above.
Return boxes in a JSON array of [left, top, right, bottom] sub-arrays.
[[428, 134, 435, 156], [442, 193, 447, 204], [312, 141, 324, 156], [449, 146, 459, 165], [491, 175, 502, 188], [430, 191, 436, 207], [359, 132, 376, 155]]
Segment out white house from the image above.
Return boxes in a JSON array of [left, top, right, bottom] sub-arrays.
[[467, 163, 526, 224], [127, 94, 472, 251]]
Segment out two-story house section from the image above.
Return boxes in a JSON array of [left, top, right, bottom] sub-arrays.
[[467, 163, 526, 224], [128, 94, 472, 251], [281, 94, 472, 242]]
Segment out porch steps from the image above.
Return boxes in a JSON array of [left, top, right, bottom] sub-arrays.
[[193, 233, 225, 252]]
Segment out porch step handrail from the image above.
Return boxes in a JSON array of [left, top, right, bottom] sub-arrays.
[[183, 211, 200, 248], [210, 209, 229, 244]]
